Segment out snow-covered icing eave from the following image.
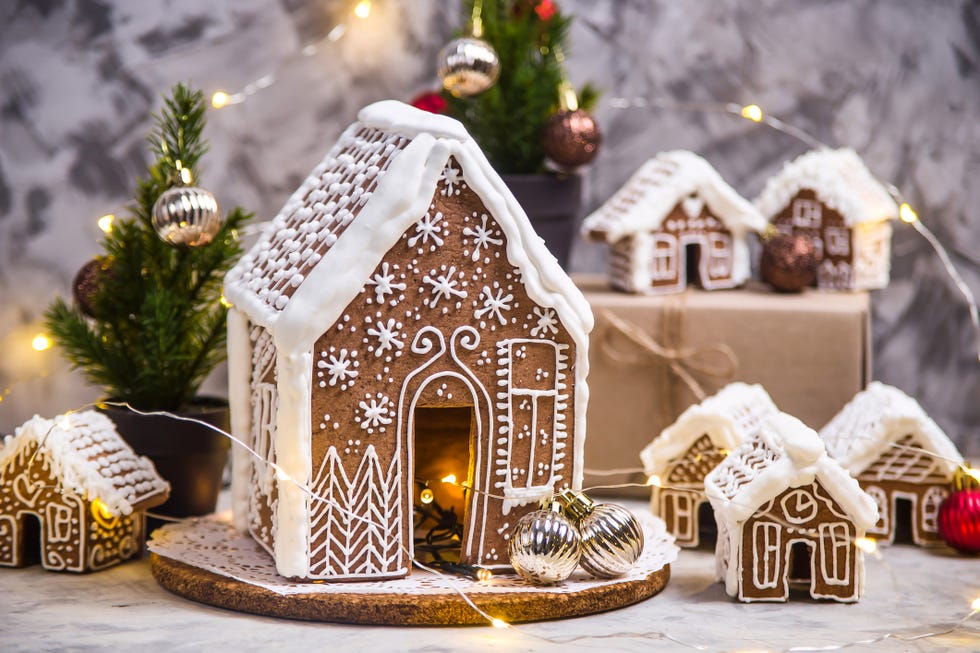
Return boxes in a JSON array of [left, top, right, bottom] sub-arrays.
[[641, 412, 744, 477]]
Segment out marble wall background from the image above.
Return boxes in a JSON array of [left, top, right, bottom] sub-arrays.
[[0, 0, 977, 454]]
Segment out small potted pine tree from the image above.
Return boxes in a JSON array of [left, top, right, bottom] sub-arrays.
[[45, 84, 251, 519], [442, 0, 599, 267]]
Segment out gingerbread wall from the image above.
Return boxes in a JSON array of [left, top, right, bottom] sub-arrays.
[[302, 157, 579, 578], [772, 189, 854, 289], [658, 434, 727, 547]]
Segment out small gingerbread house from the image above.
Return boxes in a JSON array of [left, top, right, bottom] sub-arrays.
[[582, 151, 767, 295], [754, 148, 898, 291], [819, 382, 962, 547], [705, 413, 878, 602], [640, 382, 777, 547], [0, 411, 169, 572], [224, 101, 593, 581]]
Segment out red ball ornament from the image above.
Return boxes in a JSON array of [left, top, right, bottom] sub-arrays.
[[542, 109, 602, 168], [760, 232, 818, 292], [409, 91, 448, 115], [938, 468, 980, 554]]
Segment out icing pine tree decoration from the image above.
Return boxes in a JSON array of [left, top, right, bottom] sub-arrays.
[[223, 101, 593, 581]]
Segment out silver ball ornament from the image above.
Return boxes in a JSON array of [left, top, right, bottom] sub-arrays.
[[151, 185, 222, 248], [558, 490, 643, 578], [508, 505, 581, 584], [437, 37, 500, 97]]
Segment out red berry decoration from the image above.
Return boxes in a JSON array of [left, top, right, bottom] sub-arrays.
[[409, 91, 448, 115], [760, 231, 818, 292], [938, 466, 980, 554]]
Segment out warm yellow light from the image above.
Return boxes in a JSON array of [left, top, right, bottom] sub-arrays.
[[965, 467, 980, 484], [899, 202, 918, 223], [719, 448, 731, 456], [211, 91, 230, 109], [354, 0, 371, 19], [646, 474, 662, 488], [97, 213, 115, 233], [855, 537, 877, 554], [31, 334, 53, 351], [491, 617, 508, 629], [971, 596, 980, 612], [740, 104, 764, 123], [220, 294, 233, 309], [180, 167, 193, 184], [57, 416, 72, 430], [441, 474, 457, 485], [476, 568, 493, 582], [275, 466, 292, 483], [420, 488, 434, 504]]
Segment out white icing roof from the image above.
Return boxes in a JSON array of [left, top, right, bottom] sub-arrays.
[[582, 150, 767, 242], [754, 148, 899, 226], [1, 411, 169, 516], [705, 412, 879, 531], [640, 382, 778, 477], [225, 100, 594, 356], [819, 381, 963, 477]]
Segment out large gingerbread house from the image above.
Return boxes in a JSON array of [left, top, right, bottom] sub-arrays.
[[819, 382, 962, 547], [224, 101, 593, 581], [582, 151, 767, 294], [705, 413, 878, 602], [0, 411, 169, 572], [754, 148, 899, 290], [640, 383, 778, 547]]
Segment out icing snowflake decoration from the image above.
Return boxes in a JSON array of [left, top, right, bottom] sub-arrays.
[[423, 265, 467, 307], [367, 262, 406, 304], [463, 213, 503, 261], [475, 285, 514, 326], [407, 211, 446, 248], [317, 348, 359, 389], [356, 392, 393, 434], [440, 165, 463, 196], [367, 318, 405, 356], [530, 307, 559, 337]]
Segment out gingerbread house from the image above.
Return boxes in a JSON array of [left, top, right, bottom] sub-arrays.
[[819, 382, 962, 547], [640, 383, 778, 547], [0, 411, 169, 572], [754, 148, 899, 290], [223, 101, 593, 581], [705, 413, 878, 602], [582, 151, 767, 295]]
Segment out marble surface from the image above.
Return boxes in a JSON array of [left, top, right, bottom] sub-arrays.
[[1, 500, 977, 653], [0, 1, 977, 455]]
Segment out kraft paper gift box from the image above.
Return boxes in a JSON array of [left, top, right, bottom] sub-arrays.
[[575, 274, 871, 497]]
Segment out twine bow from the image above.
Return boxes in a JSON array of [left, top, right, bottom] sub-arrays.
[[597, 308, 737, 401]]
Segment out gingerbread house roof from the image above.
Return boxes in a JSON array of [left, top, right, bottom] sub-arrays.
[[0, 411, 169, 516], [754, 148, 899, 226], [224, 100, 593, 358], [581, 150, 767, 243], [705, 412, 878, 530], [640, 382, 778, 477], [819, 382, 962, 477]]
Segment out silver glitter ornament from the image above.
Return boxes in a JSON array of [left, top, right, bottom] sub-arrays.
[[508, 501, 581, 584], [558, 489, 643, 578], [437, 37, 500, 97], [151, 185, 222, 248]]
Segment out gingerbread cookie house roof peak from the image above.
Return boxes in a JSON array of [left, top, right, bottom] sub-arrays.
[[705, 412, 878, 530], [640, 382, 777, 478], [225, 100, 593, 356], [819, 381, 962, 478], [582, 150, 767, 243], [1, 411, 169, 516], [754, 148, 899, 226]]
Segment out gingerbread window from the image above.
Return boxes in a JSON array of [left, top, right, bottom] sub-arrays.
[[650, 234, 677, 281], [753, 522, 781, 589], [824, 226, 850, 257], [819, 522, 851, 585], [792, 198, 822, 228], [707, 232, 732, 277]]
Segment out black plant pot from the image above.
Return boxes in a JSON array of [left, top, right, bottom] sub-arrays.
[[100, 397, 231, 524], [502, 172, 582, 269]]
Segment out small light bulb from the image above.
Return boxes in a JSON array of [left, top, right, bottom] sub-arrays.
[[354, 0, 371, 19], [476, 568, 493, 582], [57, 416, 73, 430], [211, 91, 230, 109], [855, 537, 877, 554], [32, 334, 53, 352], [220, 294, 233, 309], [971, 596, 980, 612], [97, 213, 115, 233], [740, 104, 764, 123], [899, 202, 918, 223], [441, 474, 457, 485], [965, 467, 980, 484], [491, 617, 508, 629], [275, 466, 292, 483], [719, 448, 731, 456], [419, 488, 434, 504], [180, 167, 193, 184], [646, 474, 662, 488]]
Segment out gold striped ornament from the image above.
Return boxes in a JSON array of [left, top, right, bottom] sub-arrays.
[[558, 489, 644, 578]]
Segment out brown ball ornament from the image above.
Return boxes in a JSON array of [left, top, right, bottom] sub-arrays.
[[72, 257, 111, 318], [543, 109, 602, 168], [760, 232, 818, 292]]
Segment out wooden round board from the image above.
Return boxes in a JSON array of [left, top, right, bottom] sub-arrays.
[[151, 553, 670, 625]]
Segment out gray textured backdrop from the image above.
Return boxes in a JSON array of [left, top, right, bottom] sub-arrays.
[[0, 0, 977, 455]]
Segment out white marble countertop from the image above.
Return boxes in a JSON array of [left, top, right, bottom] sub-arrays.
[[2, 502, 978, 653]]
